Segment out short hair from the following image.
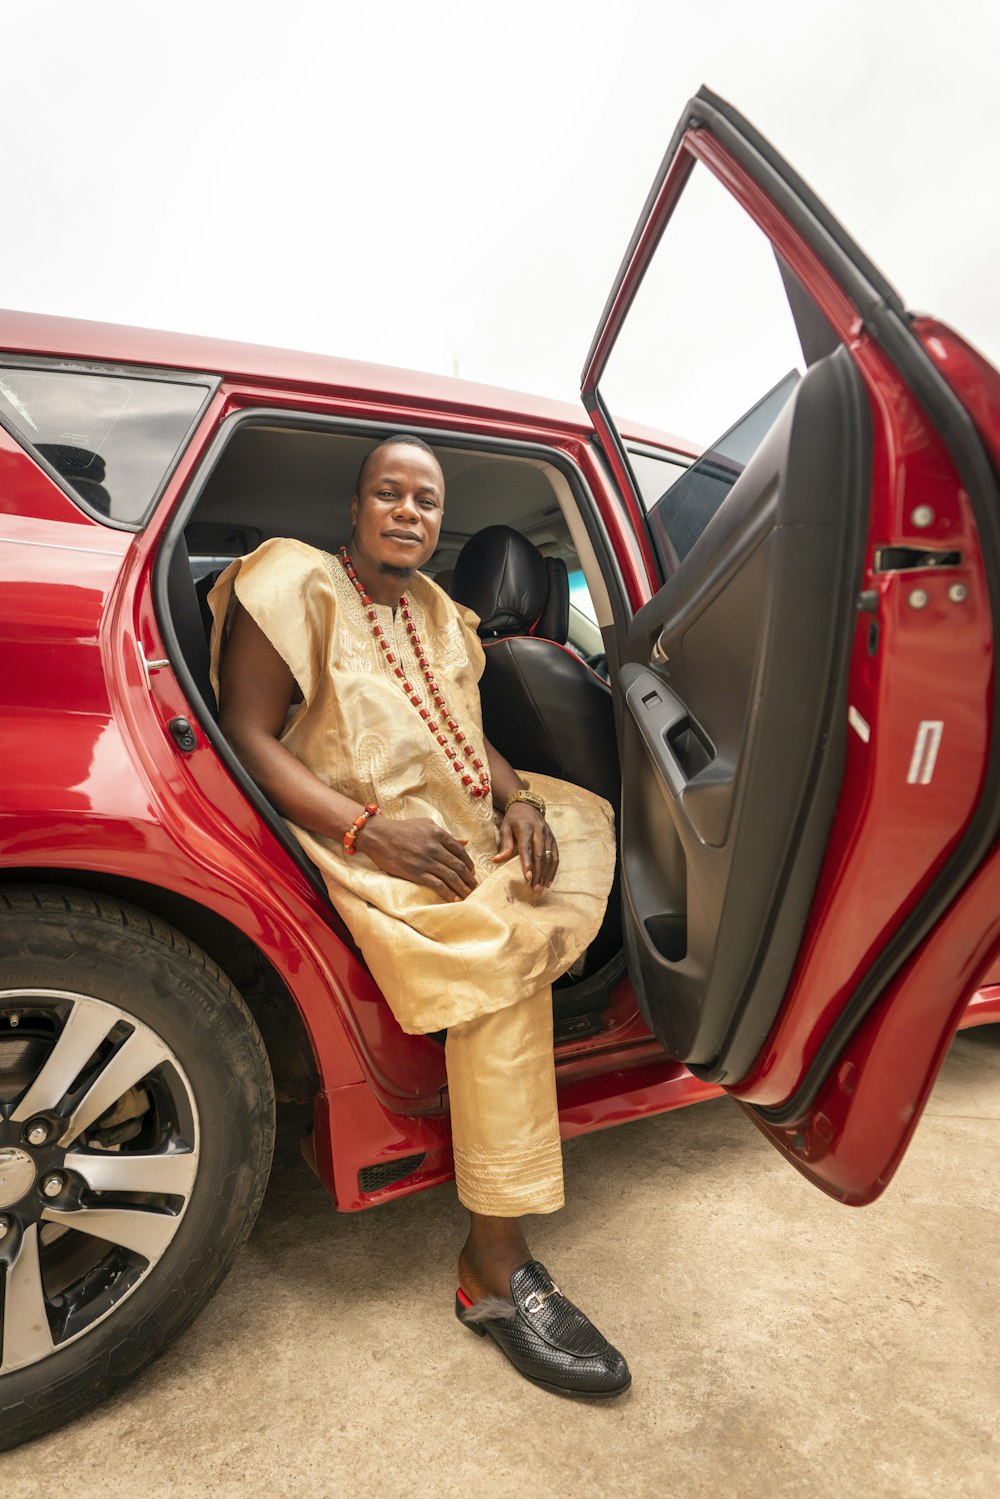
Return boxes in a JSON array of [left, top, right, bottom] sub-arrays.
[[354, 433, 440, 497]]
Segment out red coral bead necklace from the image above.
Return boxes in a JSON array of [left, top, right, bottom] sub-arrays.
[[338, 547, 491, 800]]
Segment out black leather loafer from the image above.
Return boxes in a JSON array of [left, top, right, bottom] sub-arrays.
[[455, 1259, 631, 1399]]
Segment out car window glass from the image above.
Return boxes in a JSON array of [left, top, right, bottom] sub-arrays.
[[189, 554, 238, 583], [646, 371, 800, 568], [568, 568, 597, 625], [0, 367, 210, 524], [597, 161, 836, 574], [626, 447, 690, 513]]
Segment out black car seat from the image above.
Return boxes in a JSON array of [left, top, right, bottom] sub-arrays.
[[450, 526, 619, 809], [450, 525, 621, 975]]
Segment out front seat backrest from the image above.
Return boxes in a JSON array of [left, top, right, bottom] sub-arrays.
[[451, 525, 549, 637], [450, 525, 619, 813]]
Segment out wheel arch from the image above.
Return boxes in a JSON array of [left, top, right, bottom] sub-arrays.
[[0, 868, 320, 1108]]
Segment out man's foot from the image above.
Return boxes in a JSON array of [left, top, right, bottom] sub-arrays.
[[456, 1260, 631, 1399], [458, 1213, 531, 1302]]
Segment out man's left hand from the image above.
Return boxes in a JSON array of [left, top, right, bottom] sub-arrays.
[[492, 804, 559, 892]]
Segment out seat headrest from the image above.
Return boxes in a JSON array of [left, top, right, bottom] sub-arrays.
[[538, 556, 569, 645], [451, 525, 548, 637]]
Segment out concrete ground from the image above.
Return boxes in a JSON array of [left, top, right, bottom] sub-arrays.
[[6, 1026, 999, 1499]]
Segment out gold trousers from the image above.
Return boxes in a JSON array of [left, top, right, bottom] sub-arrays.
[[445, 985, 564, 1216]]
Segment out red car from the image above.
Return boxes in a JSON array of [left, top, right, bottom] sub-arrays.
[[2, 88, 999, 1445]]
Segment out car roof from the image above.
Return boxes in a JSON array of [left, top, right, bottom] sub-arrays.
[[0, 307, 598, 432], [0, 308, 697, 455]]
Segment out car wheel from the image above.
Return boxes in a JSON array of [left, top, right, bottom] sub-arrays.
[[0, 887, 275, 1449]]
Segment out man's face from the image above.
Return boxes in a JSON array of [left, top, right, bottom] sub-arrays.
[[350, 443, 445, 578]]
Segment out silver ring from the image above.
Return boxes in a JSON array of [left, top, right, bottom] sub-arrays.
[[544, 850, 554, 859]]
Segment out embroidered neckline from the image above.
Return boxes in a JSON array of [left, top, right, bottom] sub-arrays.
[[336, 547, 491, 801]]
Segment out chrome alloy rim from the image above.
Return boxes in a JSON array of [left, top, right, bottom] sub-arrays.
[[0, 990, 200, 1376]]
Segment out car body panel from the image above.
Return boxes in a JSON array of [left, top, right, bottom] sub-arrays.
[[961, 983, 1000, 1026], [741, 842, 1000, 1203]]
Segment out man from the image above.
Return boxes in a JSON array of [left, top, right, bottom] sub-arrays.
[[212, 434, 629, 1397]]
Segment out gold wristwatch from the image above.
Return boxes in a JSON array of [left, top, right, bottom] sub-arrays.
[[503, 789, 547, 818]]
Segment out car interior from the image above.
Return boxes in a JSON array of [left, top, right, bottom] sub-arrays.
[[159, 419, 629, 1038]]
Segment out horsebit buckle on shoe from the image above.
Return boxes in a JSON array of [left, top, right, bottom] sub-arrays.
[[523, 1282, 561, 1314]]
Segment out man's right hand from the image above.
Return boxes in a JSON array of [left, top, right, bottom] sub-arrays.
[[353, 816, 477, 901]]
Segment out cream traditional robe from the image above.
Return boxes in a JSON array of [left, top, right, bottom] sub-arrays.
[[209, 538, 616, 1035]]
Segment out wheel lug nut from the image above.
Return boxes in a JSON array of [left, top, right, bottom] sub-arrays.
[[41, 1173, 64, 1198], [26, 1121, 49, 1146]]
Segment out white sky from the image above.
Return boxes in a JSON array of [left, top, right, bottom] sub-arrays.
[[5, 0, 999, 427]]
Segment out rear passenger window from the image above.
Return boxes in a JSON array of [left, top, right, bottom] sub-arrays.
[[0, 366, 212, 525]]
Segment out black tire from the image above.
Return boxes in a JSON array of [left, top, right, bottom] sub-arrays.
[[0, 887, 275, 1449]]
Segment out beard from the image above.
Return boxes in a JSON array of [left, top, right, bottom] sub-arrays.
[[378, 561, 416, 580]]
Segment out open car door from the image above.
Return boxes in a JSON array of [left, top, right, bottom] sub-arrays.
[[584, 88, 1000, 1204]]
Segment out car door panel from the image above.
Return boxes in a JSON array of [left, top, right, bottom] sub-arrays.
[[619, 348, 870, 1076], [585, 88, 1000, 1201]]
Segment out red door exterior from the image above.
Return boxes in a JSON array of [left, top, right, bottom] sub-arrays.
[[582, 88, 1000, 1203]]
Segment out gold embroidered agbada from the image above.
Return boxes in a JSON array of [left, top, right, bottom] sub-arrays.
[[208, 537, 615, 1038]]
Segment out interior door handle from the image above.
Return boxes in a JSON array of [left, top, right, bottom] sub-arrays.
[[620, 665, 692, 800], [620, 663, 731, 846], [651, 634, 669, 665]]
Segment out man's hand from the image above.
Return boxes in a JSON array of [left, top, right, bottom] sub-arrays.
[[492, 804, 559, 892], [355, 816, 477, 901]]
